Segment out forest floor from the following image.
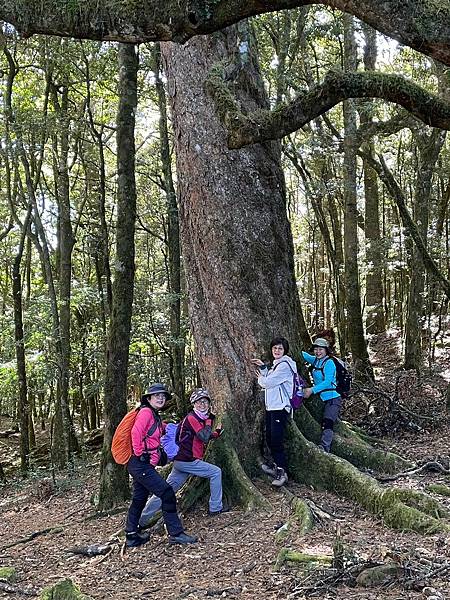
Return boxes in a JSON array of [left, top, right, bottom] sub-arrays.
[[1, 330, 449, 600]]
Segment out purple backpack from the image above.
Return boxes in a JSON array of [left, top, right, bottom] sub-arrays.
[[160, 422, 181, 461], [277, 361, 306, 410]]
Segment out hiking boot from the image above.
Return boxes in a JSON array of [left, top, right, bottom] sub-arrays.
[[125, 531, 150, 548], [271, 467, 288, 487], [209, 504, 231, 516], [168, 532, 198, 545], [261, 463, 278, 478]]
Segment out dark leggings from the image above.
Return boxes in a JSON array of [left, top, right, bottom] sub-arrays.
[[265, 409, 289, 471], [125, 455, 183, 536]]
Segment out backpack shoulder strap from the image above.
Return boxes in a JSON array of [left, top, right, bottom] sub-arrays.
[[144, 407, 161, 439], [273, 359, 295, 374], [311, 357, 327, 372]]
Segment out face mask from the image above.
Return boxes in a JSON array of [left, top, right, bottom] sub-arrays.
[[194, 407, 209, 418]]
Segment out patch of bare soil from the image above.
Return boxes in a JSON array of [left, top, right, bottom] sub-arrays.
[[1, 331, 449, 600], [1, 424, 450, 600]]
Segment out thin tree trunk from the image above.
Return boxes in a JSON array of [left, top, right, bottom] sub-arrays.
[[152, 43, 187, 413], [98, 43, 138, 509], [342, 15, 374, 382], [13, 206, 32, 474], [360, 24, 386, 334], [51, 80, 79, 465]]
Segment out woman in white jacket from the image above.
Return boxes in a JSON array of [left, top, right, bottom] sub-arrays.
[[252, 337, 297, 487]]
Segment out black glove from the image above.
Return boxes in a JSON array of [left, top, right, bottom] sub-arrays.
[[158, 448, 169, 466]]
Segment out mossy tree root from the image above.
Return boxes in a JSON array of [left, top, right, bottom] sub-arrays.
[[281, 486, 315, 535], [286, 421, 449, 534], [292, 497, 315, 535], [39, 578, 92, 600], [426, 483, 450, 497], [295, 405, 412, 474], [275, 548, 332, 570], [212, 434, 272, 510]]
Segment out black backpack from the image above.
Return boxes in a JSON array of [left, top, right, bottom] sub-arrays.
[[310, 356, 352, 398]]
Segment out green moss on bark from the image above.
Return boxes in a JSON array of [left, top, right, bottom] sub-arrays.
[[286, 421, 448, 533], [293, 406, 411, 474], [40, 578, 92, 600], [0, 567, 16, 582]]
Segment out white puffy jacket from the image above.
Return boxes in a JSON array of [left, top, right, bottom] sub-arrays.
[[257, 355, 298, 412]]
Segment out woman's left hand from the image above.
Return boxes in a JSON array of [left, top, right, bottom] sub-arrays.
[[303, 387, 313, 399]]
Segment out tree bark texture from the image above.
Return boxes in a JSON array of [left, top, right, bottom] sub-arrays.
[[98, 43, 138, 509], [404, 130, 446, 369], [162, 25, 307, 477]]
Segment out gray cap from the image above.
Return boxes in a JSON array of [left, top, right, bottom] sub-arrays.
[[312, 337, 329, 348]]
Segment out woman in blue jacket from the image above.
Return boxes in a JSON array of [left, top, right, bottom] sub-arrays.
[[302, 337, 341, 452]]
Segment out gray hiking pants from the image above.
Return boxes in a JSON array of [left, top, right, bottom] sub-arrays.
[[139, 459, 223, 527], [320, 396, 342, 452]]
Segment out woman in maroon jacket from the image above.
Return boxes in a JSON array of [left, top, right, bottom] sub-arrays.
[[124, 383, 197, 547], [139, 388, 228, 528]]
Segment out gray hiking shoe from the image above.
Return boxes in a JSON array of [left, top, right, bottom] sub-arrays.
[[169, 532, 198, 545], [261, 463, 278, 478], [271, 467, 288, 487]]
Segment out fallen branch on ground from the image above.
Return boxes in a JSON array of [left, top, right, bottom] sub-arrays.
[[0, 525, 64, 551], [376, 461, 450, 483]]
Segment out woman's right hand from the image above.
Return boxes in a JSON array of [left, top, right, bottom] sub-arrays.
[[251, 358, 264, 367]]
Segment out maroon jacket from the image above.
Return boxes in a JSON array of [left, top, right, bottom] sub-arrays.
[[175, 411, 220, 461]]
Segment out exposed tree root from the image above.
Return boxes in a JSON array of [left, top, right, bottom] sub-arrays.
[[426, 483, 450, 497], [286, 421, 449, 533], [211, 433, 271, 510], [378, 461, 450, 482], [292, 498, 315, 535], [278, 486, 315, 535], [275, 548, 332, 570], [295, 405, 412, 474]]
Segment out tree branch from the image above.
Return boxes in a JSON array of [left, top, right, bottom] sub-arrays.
[[0, 1, 450, 65], [206, 68, 450, 148]]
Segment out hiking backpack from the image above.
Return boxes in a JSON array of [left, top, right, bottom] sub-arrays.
[[311, 356, 352, 398], [276, 361, 306, 410], [160, 422, 181, 461], [111, 407, 159, 465]]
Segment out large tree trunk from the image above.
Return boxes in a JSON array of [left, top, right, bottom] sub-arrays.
[[162, 26, 307, 489], [160, 25, 447, 532], [98, 43, 138, 509]]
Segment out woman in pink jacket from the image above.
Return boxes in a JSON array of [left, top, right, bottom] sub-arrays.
[[124, 383, 197, 548]]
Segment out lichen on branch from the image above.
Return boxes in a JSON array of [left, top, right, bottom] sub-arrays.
[[207, 67, 450, 149]]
